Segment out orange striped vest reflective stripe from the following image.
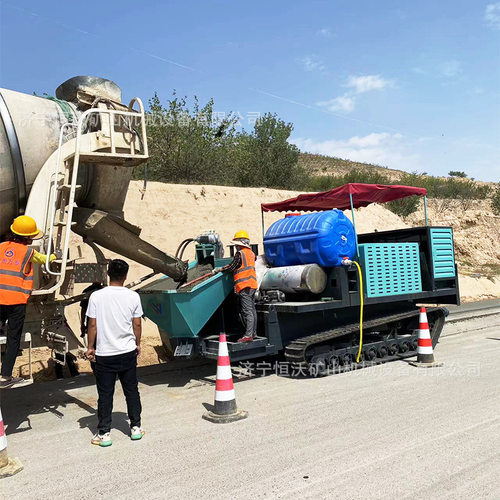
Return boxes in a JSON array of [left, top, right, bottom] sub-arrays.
[[0, 242, 34, 305], [234, 247, 258, 293]]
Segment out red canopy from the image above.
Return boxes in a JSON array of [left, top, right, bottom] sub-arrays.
[[261, 183, 426, 212]]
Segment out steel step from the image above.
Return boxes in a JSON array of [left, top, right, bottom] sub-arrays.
[[201, 336, 277, 361]]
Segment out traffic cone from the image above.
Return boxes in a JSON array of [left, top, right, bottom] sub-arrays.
[[409, 307, 443, 368], [0, 406, 23, 478], [203, 333, 248, 423]]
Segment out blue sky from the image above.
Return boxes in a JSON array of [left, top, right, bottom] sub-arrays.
[[1, 0, 499, 181]]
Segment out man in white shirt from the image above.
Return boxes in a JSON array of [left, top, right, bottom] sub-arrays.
[[85, 259, 144, 447]]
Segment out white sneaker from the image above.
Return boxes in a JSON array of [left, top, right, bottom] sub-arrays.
[[130, 426, 145, 441], [0, 376, 24, 389], [91, 432, 112, 447]]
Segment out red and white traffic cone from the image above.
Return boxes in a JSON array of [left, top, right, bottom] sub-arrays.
[[410, 307, 443, 368], [203, 333, 248, 423], [0, 406, 23, 478]]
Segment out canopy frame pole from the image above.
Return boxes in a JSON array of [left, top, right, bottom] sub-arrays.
[[261, 209, 265, 240], [424, 196, 429, 226], [349, 193, 360, 258]]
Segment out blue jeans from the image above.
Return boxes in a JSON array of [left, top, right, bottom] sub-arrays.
[[95, 350, 141, 433]]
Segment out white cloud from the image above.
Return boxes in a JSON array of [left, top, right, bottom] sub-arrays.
[[411, 60, 463, 81], [485, 2, 500, 29], [316, 74, 393, 113], [346, 75, 393, 94], [316, 94, 355, 112], [317, 28, 333, 38], [346, 132, 402, 148], [291, 133, 418, 169], [440, 60, 462, 78], [297, 55, 325, 72]]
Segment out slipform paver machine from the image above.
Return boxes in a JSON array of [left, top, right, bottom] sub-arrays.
[[140, 184, 460, 374]]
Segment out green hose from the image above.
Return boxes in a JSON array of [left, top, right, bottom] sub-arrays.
[[44, 96, 75, 123]]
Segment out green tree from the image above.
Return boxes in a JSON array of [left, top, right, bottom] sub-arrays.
[[235, 113, 303, 189], [387, 196, 420, 219], [141, 92, 237, 185], [141, 96, 303, 189], [448, 171, 467, 178]]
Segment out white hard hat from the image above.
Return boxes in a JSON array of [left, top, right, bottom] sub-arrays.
[[230, 239, 251, 249]]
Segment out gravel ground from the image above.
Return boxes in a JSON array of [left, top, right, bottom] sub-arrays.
[[2, 314, 499, 499]]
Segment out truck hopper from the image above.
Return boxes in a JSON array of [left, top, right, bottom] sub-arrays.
[[140, 259, 233, 340]]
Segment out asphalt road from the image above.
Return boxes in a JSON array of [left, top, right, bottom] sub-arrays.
[[2, 314, 499, 499]]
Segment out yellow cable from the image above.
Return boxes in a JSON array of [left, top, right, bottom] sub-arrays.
[[352, 261, 364, 363]]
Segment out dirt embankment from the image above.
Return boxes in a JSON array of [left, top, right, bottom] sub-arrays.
[[13, 181, 499, 381]]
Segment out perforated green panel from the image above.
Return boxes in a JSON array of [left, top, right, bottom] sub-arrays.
[[358, 243, 422, 298], [430, 228, 456, 278]]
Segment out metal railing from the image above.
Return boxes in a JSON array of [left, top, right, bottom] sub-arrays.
[[44, 122, 77, 277]]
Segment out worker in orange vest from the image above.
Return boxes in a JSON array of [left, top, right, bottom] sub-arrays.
[[0, 216, 56, 389], [214, 230, 258, 343]]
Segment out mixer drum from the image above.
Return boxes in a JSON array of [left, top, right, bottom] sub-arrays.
[[0, 88, 77, 237]]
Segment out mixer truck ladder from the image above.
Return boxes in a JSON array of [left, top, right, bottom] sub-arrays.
[[32, 98, 149, 297]]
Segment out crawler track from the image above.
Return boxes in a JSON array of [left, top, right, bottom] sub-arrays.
[[285, 307, 447, 375]]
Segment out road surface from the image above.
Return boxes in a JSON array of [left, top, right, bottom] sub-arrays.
[[2, 314, 499, 499]]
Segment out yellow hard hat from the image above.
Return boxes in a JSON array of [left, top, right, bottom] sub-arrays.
[[233, 230, 249, 240], [10, 216, 43, 238]]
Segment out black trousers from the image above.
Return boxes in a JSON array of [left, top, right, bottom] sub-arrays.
[[0, 304, 26, 377], [95, 350, 142, 434]]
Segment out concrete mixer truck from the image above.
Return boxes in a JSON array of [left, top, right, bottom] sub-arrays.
[[0, 76, 191, 370]]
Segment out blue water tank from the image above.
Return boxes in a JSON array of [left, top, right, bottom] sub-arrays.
[[264, 210, 356, 267]]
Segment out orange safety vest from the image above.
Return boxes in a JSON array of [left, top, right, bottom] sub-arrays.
[[0, 241, 34, 305], [234, 247, 258, 293]]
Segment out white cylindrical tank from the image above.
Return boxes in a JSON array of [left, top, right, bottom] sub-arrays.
[[260, 264, 327, 294]]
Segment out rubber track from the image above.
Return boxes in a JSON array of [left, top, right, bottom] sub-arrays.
[[284, 307, 445, 365]]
